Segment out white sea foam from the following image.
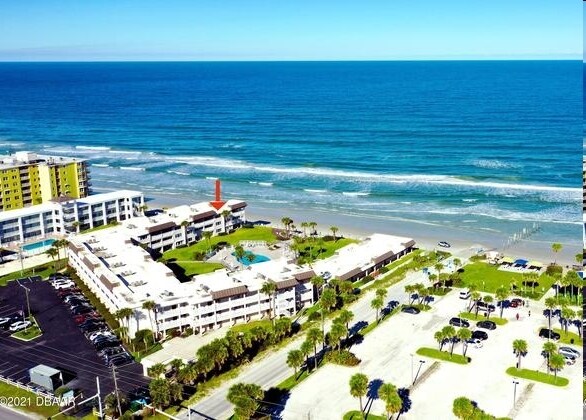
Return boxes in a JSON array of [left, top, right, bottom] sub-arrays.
[[304, 189, 327, 193], [109, 150, 141, 155], [471, 159, 520, 169], [342, 192, 369, 197], [462, 199, 478, 202], [76, 145, 111, 151], [205, 176, 218, 180], [167, 170, 189, 176], [258, 182, 273, 187], [119, 166, 145, 171], [92, 163, 110, 168]]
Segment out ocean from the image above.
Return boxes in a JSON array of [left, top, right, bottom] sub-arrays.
[[0, 61, 581, 252]]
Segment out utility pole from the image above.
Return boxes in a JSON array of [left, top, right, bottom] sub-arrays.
[[96, 376, 103, 419], [112, 365, 122, 416], [19, 246, 24, 277]]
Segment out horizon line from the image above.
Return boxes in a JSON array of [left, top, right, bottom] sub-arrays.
[[0, 57, 581, 64]]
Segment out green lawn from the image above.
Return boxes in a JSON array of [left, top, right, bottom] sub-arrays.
[[0, 258, 67, 286], [459, 262, 555, 298], [132, 342, 163, 362], [459, 312, 508, 325], [506, 367, 568, 386], [163, 227, 278, 261], [416, 347, 470, 364], [0, 381, 60, 417], [277, 369, 311, 391], [79, 222, 119, 234], [12, 323, 42, 341], [553, 328, 583, 346], [171, 261, 224, 276], [230, 319, 272, 334], [295, 237, 358, 262], [343, 410, 386, 420]]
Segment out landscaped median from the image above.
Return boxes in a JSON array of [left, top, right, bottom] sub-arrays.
[[506, 367, 568, 387], [458, 312, 508, 325], [552, 328, 582, 346], [0, 380, 60, 418], [416, 347, 470, 365], [11, 318, 42, 341], [343, 411, 385, 420]]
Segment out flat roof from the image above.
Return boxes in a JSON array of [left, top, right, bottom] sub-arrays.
[[312, 233, 415, 279], [30, 364, 61, 377], [0, 152, 86, 170]]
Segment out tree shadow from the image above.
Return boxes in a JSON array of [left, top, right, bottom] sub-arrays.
[[255, 387, 290, 419], [364, 378, 383, 414], [349, 320, 368, 336], [398, 387, 412, 415]]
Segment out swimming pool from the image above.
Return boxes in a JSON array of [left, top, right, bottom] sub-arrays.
[[22, 239, 56, 252], [232, 250, 271, 266]]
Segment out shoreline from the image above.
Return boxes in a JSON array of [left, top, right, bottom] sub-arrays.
[[143, 192, 578, 266]]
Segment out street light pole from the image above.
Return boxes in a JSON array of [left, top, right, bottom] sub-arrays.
[[19, 246, 24, 277], [512, 379, 519, 408], [410, 354, 414, 385]]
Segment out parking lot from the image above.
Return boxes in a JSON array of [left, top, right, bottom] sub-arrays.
[[283, 289, 582, 420], [0, 277, 149, 399]]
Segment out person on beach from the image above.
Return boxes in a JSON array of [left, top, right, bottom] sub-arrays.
[[528, 310, 531, 317], [516, 313, 519, 321]]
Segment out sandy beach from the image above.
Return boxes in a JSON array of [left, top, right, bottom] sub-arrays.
[[143, 191, 579, 266]]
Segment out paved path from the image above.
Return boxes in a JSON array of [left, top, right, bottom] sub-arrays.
[[0, 405, 37, 419], [185, 266, 432, 420]]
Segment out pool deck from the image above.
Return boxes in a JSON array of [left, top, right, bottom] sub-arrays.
[[208, 243, 290, 270]]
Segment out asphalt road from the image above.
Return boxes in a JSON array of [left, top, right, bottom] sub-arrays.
[[186, 265, 435, 420], [0, 405, 34, 420]]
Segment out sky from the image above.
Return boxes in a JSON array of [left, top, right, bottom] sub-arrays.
[[0, 0, 581, 61]]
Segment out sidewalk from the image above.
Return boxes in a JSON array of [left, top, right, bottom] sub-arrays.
[[0, 254, 52, 277]]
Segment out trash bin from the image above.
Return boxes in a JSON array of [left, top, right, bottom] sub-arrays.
[[570, 338, 574, 344]]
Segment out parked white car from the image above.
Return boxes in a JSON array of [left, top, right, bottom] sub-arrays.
[[9, 320, 32, 332], [559, 346, 581, 359], [459, 289, 471, 299]]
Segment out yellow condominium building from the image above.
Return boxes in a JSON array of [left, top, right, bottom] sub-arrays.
[[0, 151, 90, 211]]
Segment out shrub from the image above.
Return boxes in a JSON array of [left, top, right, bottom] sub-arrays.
[[322, 235, 335, 242], [183, 327, 194, 337], [546, 264, 563, 276], [324, 350, 361, 366], [362, 275, 374, 284], [379, 267, 389, 274], [193, 251, 206, 261], [218, 232, 227, 237], [469, 254, 486, 262], [308, 311, 322, 321]]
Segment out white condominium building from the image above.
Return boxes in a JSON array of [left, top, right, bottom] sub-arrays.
[[0, 190, 144, 249], [67, 229, 314, 338]]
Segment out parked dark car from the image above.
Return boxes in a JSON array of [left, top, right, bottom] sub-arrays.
[[472, 330, 488, 341], [352, 288, 361, 295], [71, 306, 95, 315], [476, 320, 497, 330], [95, 340, 122, 351], [476, 302, 496, 312], [449, 317, 470, 328], [538, 328, 560, 340], [98, 346, 126, 358], [107, 353, 133, 367], [401, 306, 420, 315], [496, 300, 510, 308]]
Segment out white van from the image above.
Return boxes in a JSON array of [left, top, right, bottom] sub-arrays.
[[459, 289, 471, 299]]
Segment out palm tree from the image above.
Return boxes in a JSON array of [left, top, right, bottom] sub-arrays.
[[453, 397, 475, 419], [561, 307, 575, 333], [234, 245, 246, 264], [457, 328, 472, 356], [221, 210, 231, 230], [542, 341, 557, 371], [551, 243, 562, 264], [320, 288, 337, 343], [329, 322, 346, 351], [376, 288, 388, 301], [442, 325, 457, 355], [45, 247, 59, 273], [404, 285, 415, 304], [371, 296, 384, 323], [260, 281, 277, 325], [306, 328, 323, 370], [287, 349, 304, 377], [202, 231, 213, 254], [300, 340, 313, 368], [337, 309, 354, 339], [434, 330, 446, 350], [142, 300, 157, 341], [301, 222, 309, 238], [115, 308, 134, 342], [470, 291, 482, 315], [434, 263, 444, 289], [483, 295, 493, 319], [309, 221, 318, 236], [330, 226, 339, 241], [378, 382, 402, 420], [244, 252, 256, 265], [512, 339, 528, 369], [227, 383, 264, 420], [349, 373, 369, 417], [575, 310, 583, 338], [177, 364, 198, 385], [549, 353, 565, 382], [149, 378, 171, 411], [147, 363, 167, 378], [281, 217, 293, 236], [495, 286, 509, 318], [310, 275, 325, 300], [544, 297, 556, 330]]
